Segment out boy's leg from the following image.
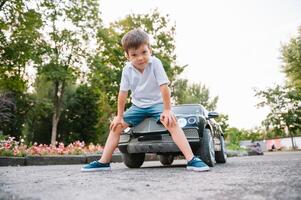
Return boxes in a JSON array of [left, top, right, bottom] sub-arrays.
[[163, 122, 210, 171], [81, 124, 128, 172], [99, 124, 128, 164], [149, 104, 194, 161], [162, 122, 194, 161], [99, 105, 145, 163]]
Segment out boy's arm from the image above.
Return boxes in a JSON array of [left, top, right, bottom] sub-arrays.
[[159, 84, 177, 127], [117, 91, 128, 117], [110, 91, 128, 131]]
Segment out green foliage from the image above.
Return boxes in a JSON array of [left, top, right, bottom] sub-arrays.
[[224, 126, 247, 151], [255, 85, 301, 139], [0, 1, 43, 93], [215, 113, 229, 133], [60, 84, 101, 144], [264, 129, 285, 139], [95, 90, 114, 145], [224, 127, 241, 145], [238, 128, 264, 142], [0, 0, 44, 138], [226, 143, 245, 151], [0, 92, 15, 131], [172, 79, 218, 110], [0, 91, 36, 138], [36, 0, 102, 145], [22, 74, 79, 144], [23, 79, 105, 145], [224, 127, 264, 148], [247, 129, 264, 142], [21, 76, 53, 144], [24, 114, 52, 145], [281, 26, 301, 91], [254, 25, 301, 146]]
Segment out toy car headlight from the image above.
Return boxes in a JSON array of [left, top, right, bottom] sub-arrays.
[[187, 117, 197, 124], [177, 118, 187, 128]]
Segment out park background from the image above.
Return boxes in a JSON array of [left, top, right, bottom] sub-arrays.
[[0, 0, 301, 156]]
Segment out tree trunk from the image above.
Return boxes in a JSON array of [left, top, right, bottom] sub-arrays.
[[51, 114, 59, 146], [50, 81, 65, 146], [290, 133, 296, 150], [286, 126, 296, 150]]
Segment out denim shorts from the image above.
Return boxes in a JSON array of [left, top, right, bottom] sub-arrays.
[[124, 103, 163, 127]]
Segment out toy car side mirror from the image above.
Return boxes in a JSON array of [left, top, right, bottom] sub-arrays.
[[208, 111, 219, 118]]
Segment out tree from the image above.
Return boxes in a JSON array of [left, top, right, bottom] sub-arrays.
[[254, 25, 301, 148], [256, 85, 301, 149], [60, 84, 101, 144], [281, 26, 301, 92], [0, 0, 43, 93], [23, 74, 58, 144], [37, 0, 101, 145], [172, 79, 218, 111], [0, 0, 43, 137], [224, 127, 242, 149]]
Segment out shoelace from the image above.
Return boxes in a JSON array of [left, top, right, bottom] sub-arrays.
[[90, 161, 99, 165]]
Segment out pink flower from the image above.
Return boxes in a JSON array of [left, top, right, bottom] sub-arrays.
[[0, 137, 106, 157], [4, 143, 11, 149]]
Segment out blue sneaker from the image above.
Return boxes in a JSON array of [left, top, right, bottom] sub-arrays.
[[81, 161, 111, 172], [187, 157, 210, 172]]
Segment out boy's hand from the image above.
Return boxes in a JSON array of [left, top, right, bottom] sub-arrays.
[[160, 109, 177, 128], [110, 116, 125, 131]]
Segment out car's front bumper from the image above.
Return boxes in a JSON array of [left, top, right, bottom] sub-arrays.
[[118, 128, 201, 154]]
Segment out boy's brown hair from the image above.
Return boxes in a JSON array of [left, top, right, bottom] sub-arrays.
[[121, 28, 150, 54]]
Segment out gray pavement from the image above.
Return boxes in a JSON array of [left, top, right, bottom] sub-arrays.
[[0, 151, 301, 200]]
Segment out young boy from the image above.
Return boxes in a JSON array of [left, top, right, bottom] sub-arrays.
[[81, 28, 209, 172]]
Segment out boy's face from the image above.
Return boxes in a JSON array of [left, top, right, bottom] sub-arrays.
[[126, 44, 152, 72]]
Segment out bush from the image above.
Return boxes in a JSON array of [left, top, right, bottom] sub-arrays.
[[226, 143, 246, 151]]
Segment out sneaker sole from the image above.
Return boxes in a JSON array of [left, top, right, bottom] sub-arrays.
[[81, 167, 111, 172], [186, 166, 210, 172]]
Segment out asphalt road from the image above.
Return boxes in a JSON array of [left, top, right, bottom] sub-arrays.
[[0, 151, 301, 200]]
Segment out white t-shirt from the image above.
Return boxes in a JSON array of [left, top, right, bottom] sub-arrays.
[[120, 56, 170, 108]]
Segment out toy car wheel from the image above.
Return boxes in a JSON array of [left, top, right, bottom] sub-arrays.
[[215, 135, 227, 163], [199, 128, 215, 167], [122, 153, 145, 168], [159, 155, 174, 166]]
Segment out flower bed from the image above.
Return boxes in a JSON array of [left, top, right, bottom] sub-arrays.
[[0, 137, 154, 166], [0, 137, 106, 157]]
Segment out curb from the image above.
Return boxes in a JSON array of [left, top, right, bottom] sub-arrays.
[[0, 150, 247, 166], [0, 157, 26, 166], [26, 155, 87, 166], [0, 153, 159, 167]]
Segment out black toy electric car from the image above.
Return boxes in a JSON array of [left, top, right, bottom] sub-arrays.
[[118, 104, 227, 168]]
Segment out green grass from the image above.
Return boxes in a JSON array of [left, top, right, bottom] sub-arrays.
[[226, 143, 246, 151]]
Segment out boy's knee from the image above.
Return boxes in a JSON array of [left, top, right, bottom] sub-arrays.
[[110, 124, 128, 135], [164, 123, 180, 133]]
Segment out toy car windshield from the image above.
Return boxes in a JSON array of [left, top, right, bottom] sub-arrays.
[[172, 105, 203, 115]]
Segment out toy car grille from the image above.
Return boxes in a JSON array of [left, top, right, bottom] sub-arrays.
[[183, 128, 199, 138], [131, 118, 166, 133]]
